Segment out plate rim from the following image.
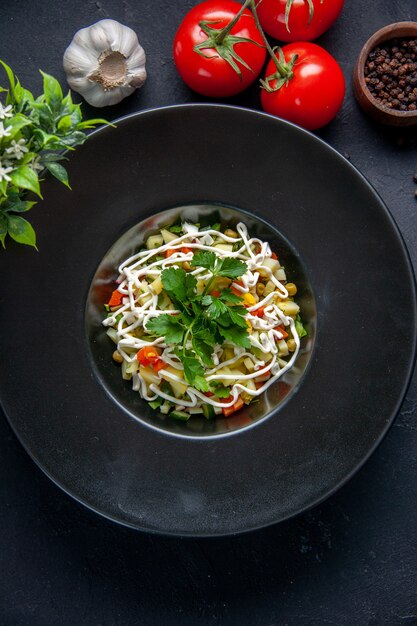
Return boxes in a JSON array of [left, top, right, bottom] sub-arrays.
[[1, 103, 416, 537]]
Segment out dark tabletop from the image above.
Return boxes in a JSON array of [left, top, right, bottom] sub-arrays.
[[1, 1, 417, 624]]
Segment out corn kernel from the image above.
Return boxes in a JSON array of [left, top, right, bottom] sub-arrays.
[[243, 292, 256, 306], [112, 350, 123, 364], [286, 283, 297, 296]]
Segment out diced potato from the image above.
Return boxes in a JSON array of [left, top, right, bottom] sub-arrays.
[[159, 365, 188, 397], [222, 347, 235, 362], [160, 400, 172, 415], [161, 228, 178, 244], [263, 280, 276, 296], [240, 379, 256, 403], [214, 243, 234, 252], [121, 360, 133, 380], [277, 339, 289, 357], [150, 275, 163, 295], [244, 357, 255, 372], [146, 234, 164, 250], [275, 268, 287, 281], [138, 293, 152, 305], [125, 359, 139, 374], [254, 372, 271, 383], [139, 365, 160, 385], [263, 257, 280, 272], [106, 327, 118, 344], [212, 276, 232, 291], [277, 301, 300, 316], [158, 291, 173, 310]]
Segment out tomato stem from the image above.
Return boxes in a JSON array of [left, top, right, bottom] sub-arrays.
[[194, 0, 264, 78], [251, 1, 297, 91], [213, 0, 253, 44]]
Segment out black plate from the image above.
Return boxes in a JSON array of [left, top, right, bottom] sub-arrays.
[[0, 104, 415, 536]]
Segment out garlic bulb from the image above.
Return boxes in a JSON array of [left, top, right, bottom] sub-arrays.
[[63, 19, 146, 107]]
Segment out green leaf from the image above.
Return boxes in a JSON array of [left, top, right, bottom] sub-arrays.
[[40, 152, 67, 163], [59, 91, 74, 117], [59, 131, 88, 148], [31, 100, 53, 127], [0, 213, 7, 247], [57, 115, 73, 133], [190, 250, 216, 272], [217, 257, 247, 279], [161, 268, 197, 306], [40, 70, 63, 113], [12, 80, 25, 105], [32, 128, 61, 150], [217, 324, 251, 349], [203, 295, 228, 320], [146, 314, 184, 344], [295, 315, 307, 338], [7, 214, 37, 248], [45, 162, 71, 189], [192, 331, 214, 366], [0, 59, 16, 95], [219, 290, 243, 304], [181, 356, 210, 392], [4, 113, 32, 139], [210, 383, 230, 398], [168, 224, 183, 233], [0, 179, 8, 197], [75, 117, 109, 129], [4, 200, 36, 213], [9, 165, 42, 197], [225, 305, 248, 328]]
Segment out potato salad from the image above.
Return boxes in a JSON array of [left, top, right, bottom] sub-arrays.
[[103, 221, 307, 421]]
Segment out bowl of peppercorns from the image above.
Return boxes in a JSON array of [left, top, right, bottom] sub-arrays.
[[353, 21, 417, 126]]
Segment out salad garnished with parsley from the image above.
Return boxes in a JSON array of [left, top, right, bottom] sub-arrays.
[[103, 221, 307, 421]]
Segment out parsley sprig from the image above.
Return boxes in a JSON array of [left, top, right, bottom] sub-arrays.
[[0, 60, 108, 249], [146, 251, 250, 393]]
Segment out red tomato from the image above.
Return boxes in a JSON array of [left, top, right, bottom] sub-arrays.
[[173, 0, 266, 98], [260, 42, 345, 130], [257, 0, 344, 42]]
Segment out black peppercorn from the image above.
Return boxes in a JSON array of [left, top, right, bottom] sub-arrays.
[[364, 38, 417, 111]]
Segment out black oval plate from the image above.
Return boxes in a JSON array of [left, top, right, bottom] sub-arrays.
[[0, 105, 415, 536]]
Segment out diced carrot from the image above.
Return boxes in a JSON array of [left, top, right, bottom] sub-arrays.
[[181, 247, 192, 254], [252, 307, 265, 317], [271, 252, 278, 260], [136, 346, 162, 365], [204, 391, 214, 397], [165, 249, 176, 258], [275, 326, 289, 339], [222, 397, 244, 417], [231, 279, 244, 296], [210, 290, 221, 298], [108, 289, 124, 307], [152, 359, 167, 373]]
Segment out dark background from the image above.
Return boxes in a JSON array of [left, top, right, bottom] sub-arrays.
[[1, 1, 417, 624]]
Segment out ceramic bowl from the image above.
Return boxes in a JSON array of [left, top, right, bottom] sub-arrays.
[[353, 21, 417, 126]]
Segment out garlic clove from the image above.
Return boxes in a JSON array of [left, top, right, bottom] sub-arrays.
[[126, 46, 146, 70], [63, 42, 97, 77], [63, 19, 147, 107]]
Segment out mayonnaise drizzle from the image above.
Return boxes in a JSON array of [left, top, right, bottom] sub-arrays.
[[103, 222, 302, 411]]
